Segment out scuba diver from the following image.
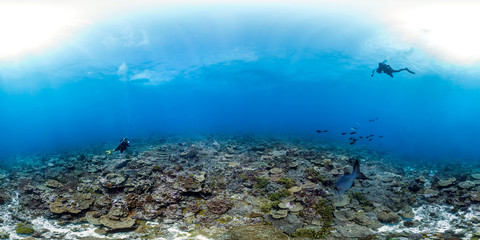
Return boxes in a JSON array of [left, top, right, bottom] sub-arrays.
[[105, 138, 130, 154], [371, 60, 415, 77]]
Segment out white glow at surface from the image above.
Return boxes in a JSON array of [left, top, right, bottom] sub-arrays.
[[0, 4, 87, 61], [0, 1, 478, 70], [391, 3, 480, 64]]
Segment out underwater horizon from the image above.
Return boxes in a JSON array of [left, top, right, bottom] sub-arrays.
[[3, 1, 480, 163], [5, 1, 480, 239]]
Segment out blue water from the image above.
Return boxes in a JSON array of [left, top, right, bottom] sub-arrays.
[[2, 4, 480, 162]]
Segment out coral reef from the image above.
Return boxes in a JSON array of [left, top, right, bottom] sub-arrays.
[[206, 197, 232, 215], [230, 224, 288, 240], [1, 135, 480, 239]]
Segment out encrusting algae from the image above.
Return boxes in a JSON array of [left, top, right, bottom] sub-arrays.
[[0, 136, 479, 239]]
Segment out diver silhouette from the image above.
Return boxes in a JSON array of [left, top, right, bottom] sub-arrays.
[[105, 138, 130, 154], [371, 60, 415, 78]]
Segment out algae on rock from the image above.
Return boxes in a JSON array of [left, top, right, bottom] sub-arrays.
[[100, 215, 136, 230], [230, 224, 289, 240], [15, 223, 34, 235]]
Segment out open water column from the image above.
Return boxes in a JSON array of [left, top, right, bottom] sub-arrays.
[[2, 0, 480, 239]]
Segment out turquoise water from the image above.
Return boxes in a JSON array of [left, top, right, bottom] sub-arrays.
[[2, 4, 480, 162]]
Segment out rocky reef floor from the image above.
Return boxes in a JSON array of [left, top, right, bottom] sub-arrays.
[[1, 135, 480, 240]]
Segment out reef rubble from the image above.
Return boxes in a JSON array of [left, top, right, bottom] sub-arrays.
[[1, 135, 480, 239]]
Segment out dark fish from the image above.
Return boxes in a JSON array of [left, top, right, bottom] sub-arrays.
[[352, 139, 357, 141], [379, 136, 383, 138], [359, 136, 364, 139], [334, 159, 367, 195], [341, 132, 347, 135], [369, 139, 372, 141], [350, 132, 357, 135], [349, 137, 354, 140], [369, 117, 379, 122], [349, 142, 355, 145], [316, 130, 322, 133], [324, 130, 328, 132]]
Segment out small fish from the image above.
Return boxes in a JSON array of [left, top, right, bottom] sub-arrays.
[[369, 139, 372, 141], [334, 159, 367, 195], [349, 142, 355, 145], [341, 132, 347, 135], [316, 130, 322, 133], [324, 130, 328, 133], [369, 117, 379, 122], [359, 136, 364, 139], [349, 137, 354, 140], [379, 136, 383, 138], [350, 132, 357, 135], [352, 139, 357, 141], [351, 127, 357, 130]]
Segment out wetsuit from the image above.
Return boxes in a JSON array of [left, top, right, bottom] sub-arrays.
[[372, 62, 415, 77], [115, 139, 130, 153]]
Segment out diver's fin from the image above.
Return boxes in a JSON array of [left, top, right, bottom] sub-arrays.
[[406, 68, 415, 74], [105, 150, 113, 155], [353, 159, 367, 179]]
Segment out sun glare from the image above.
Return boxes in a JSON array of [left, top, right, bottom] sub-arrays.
[[0, 4, 83, 61], [393, 3, 480, 64]]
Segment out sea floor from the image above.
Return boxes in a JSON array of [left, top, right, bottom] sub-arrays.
[[1, 135, 480, 240]]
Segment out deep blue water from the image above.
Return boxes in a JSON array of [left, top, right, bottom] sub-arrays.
[[2, 4, 480, 162]]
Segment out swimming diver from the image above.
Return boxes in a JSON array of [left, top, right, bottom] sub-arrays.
[[371, 60, 415, 78], [105, 138, 130, 154]]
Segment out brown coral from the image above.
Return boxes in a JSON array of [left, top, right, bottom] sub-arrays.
[[186, 202, 201, 213], [48, 193, 94, 214], [206, 197, 232, 215]]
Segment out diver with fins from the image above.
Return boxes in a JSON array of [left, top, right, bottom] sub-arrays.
[[371, 60, 415, 77], [105, 137, 130, 154]]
